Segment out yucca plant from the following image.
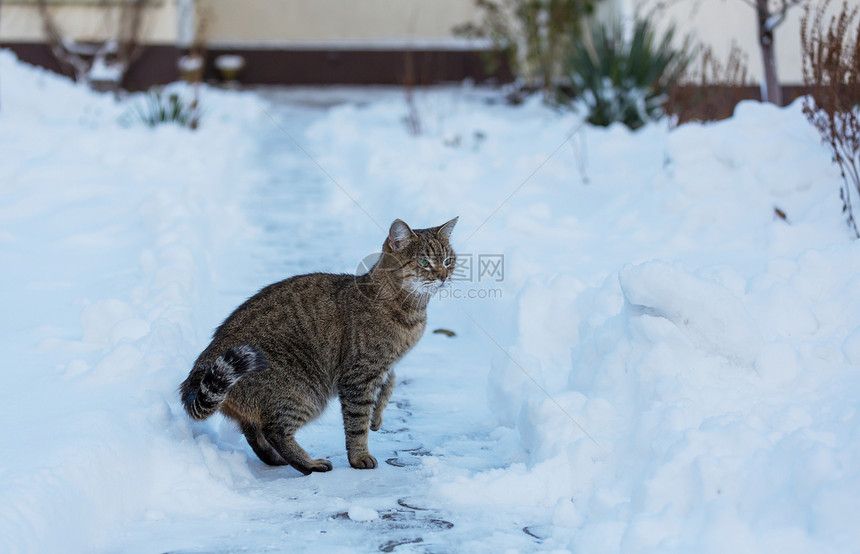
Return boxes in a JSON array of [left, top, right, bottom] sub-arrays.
[[565, 18, 692, 129], [121, 86, 200, 129]]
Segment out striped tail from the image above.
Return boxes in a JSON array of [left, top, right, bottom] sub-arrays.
[[180, 345, 266, 420]]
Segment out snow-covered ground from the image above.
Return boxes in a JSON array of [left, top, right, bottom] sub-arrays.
[[1, 50, 858, 553]]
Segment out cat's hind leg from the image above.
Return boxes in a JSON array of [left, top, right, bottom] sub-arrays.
[[240, 422, 288, 466], [262, 423, 333, 475]]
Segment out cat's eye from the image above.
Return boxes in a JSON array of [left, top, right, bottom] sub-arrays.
[[443, 257, 452, 266], [417, 259, 430, 268]]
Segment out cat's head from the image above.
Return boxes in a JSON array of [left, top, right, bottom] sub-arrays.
[[376, 217, 458, 299]]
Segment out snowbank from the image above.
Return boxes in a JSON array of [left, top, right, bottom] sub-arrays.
[[466, 244, 860, 552], [302, 87, 859, 552], [0, 51, 267, 552]]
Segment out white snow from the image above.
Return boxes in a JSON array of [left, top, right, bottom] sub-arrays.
[[214, 55, 245, 71], [88, 56, 123, 83], [177, 55, 204, 72], [1, 48, 859, 553], [348, 505, 381, 522]]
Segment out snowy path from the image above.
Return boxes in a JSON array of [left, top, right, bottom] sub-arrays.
[[106, 90, 542, 553]]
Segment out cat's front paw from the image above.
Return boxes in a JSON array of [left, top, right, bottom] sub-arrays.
[[349, 454, 378, 470], [309, 459, 333, 472], [370, 415, 383, 432]]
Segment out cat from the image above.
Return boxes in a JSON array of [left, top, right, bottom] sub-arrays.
[[180, 217, 458, 474]]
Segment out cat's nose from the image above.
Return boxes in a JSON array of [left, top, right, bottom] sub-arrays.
[[437, 269, 448, 282]]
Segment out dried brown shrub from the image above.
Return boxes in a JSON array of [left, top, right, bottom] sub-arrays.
[[37, 0, 153, 89], [454, 0, 598, 96], [801, 0, 860, 237], [665, 43, 752, 126]]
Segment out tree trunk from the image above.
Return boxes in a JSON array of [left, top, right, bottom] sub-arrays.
[[757, 0, 783, 105], [0, 0, 3, 112], [176, 0, 195, 48]]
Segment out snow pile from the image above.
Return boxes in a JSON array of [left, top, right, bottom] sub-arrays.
[[302, 88, 859, 552], [347, 505, 381, 522], [473, 246, 860, 552], [0, 51, 267, 552], [478, 121, 857, 550]]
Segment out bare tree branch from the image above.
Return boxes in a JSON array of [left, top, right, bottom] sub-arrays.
[[0, 0, 3, 112], [641, 0, 807, 104], [765, 0, 804, 31], [36, 0, 152, 89], [38, 0, 91, 82], [117, 0, 150, 67]]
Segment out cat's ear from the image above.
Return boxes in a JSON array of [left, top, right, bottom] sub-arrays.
[[435, 216, 459, 240], [388, 219, 414, 250]]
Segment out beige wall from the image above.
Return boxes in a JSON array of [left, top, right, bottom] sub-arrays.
[[6, 0, 850, 84], [199, 0, 479, 46], [0, 1, 176, 43], [0, 0, 480, 47], [626, 0, 859, 84]]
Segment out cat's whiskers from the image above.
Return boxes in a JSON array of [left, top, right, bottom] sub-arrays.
[[398, 282, 420, 309], [399, 279, 440, 309], [400, 288, 419, 309]]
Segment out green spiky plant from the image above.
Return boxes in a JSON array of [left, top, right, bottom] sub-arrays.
[[565, 18, 692, 129], [122, 87, 200, 129]]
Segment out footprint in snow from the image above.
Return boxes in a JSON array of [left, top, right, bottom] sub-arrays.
[[329, 497, 454, 552]]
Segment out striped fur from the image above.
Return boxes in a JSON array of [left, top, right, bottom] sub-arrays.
[[180, 345, 266, 420], [179, 218, 458, 475]]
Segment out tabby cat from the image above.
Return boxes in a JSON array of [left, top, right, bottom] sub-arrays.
[[180, 217, 458, 474]]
